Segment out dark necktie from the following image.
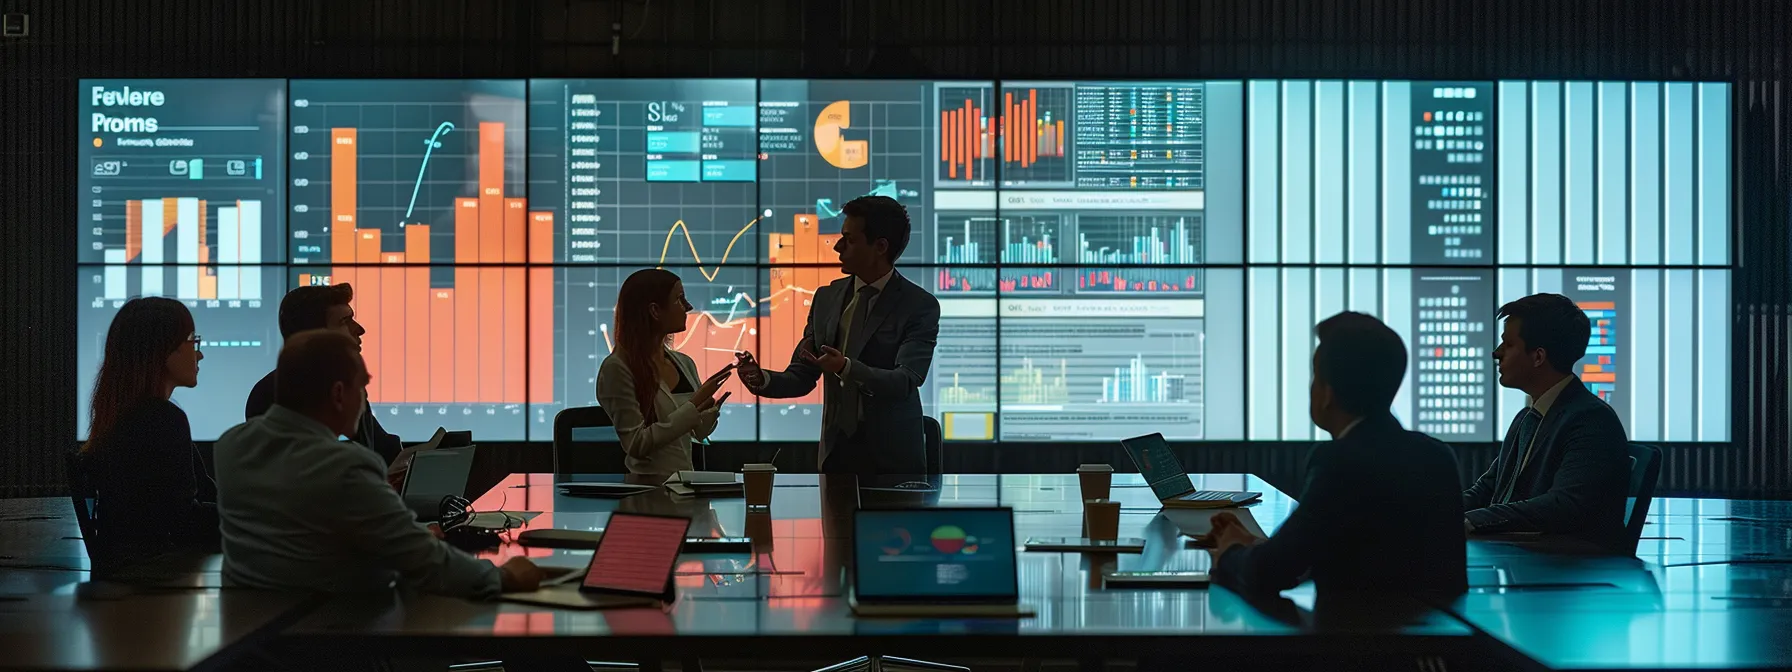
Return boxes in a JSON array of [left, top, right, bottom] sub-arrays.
[[826, 284, 881, 439], [1497, 407, 1544, 504]]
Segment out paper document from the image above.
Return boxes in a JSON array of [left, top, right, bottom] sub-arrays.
[[387, 427, 447, 478], [1160, 507, 1270, 540]]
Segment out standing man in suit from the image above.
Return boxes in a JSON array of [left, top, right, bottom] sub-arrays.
[[1203, 312, 1466, 597], [1463, 293, 1630, 549], [735, 195, 941, 475]]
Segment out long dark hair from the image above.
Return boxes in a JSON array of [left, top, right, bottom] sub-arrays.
[[85, 297, 194, 452], [613, 269, 680, 423]]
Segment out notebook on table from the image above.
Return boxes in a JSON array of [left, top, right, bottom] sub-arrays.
[[1120, 433, 1261, 509], [849, 507, 1033, 617]]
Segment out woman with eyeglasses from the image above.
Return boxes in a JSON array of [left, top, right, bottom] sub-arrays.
[[596, 268, 735, 474], [80, 297, 218, 570]]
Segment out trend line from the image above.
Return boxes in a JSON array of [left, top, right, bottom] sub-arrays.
[[597, 284, 818, 352], [401, 122, 456, 225], [656, 217, 761, 280]]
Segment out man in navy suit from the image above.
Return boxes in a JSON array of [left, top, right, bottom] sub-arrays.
[[736, 196, 941, 475], [1204, 312, 1467, 597], [1463, 293, 1630, 550]]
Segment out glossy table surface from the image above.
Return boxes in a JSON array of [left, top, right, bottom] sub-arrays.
[[1455, 497, 1792, 671], [7, 478, 1792, 670], [286, 473, 1471, 660], [0, 499, 308, 671]]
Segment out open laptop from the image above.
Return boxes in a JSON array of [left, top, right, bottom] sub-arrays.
[[1119, 433, 1261, 509], [849, 507, 1033, 617], [401, 447, 476, 521], [504, 512, 689, 610]]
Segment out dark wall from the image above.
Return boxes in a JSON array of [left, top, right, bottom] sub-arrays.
[[3, 0, 1788, 498]]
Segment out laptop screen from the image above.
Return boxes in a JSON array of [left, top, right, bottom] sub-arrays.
[[853, 508, 1017, 601], [403, 448, 475, 500], [584, 513, 690, 594], [1120, 433, 1196, 500]]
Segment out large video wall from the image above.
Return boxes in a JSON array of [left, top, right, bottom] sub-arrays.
[[76, 79, 1733, 443]]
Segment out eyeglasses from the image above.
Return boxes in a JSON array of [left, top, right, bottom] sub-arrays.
[[187, 334, 203, 352]]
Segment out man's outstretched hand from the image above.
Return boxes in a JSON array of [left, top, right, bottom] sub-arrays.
[[802, 345, 848, 375], [735, 351, 765, 389]]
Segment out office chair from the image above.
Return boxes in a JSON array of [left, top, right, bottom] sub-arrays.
[[552, 406, 627, 475], [1622, 442, 1663, 556], [922, 415, 944, 475], [64, 451, 102, 558]]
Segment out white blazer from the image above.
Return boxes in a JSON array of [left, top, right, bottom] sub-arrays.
[[595, 347, 720, 474]]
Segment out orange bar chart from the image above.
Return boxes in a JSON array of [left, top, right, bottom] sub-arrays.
[[321, 118, 539, 406]]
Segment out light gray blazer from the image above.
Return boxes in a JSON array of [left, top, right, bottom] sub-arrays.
[[596, 347, 721, 474]]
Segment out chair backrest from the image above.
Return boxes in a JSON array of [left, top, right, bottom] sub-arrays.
[[1622, 442, 1663, 555], [922, 416, 944, 475], [64, 451, 101, 554], [552, 406, 626, 475]]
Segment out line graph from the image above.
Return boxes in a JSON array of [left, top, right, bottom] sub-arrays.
[[654, 217, 761, 281], [401, 121, 455, 225]]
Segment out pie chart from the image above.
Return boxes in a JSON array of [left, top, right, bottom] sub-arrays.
[[881, 528, 912, 556], [814, 100, 869, 170], [930, 525, 967, 554]]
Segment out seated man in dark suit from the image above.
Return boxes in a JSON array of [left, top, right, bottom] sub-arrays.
[[1204, 312, 1466, 597], [1463, 293, 1630, 549], [244, 283, 401, 468]]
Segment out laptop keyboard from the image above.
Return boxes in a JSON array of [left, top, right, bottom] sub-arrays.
[[1180, 491, 1238, 502]]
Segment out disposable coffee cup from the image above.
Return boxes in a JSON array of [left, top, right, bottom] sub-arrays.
[[1084, 499, 1121, 541], [1077, 464, 1114, 502], [742, 463, 777, 506], [746, 510, 774, 552]]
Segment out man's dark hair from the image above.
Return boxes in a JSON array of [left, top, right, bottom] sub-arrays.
[[841, 195, 911, 262], [278, 284, 354, 338], [275, 330, 363, 413], [1313, 312, 1408, 417], [1497, 293, 1591, 374]]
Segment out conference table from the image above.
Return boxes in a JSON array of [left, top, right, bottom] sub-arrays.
[[5, 475, 1792, 670], [284, 473, 1470, 668]]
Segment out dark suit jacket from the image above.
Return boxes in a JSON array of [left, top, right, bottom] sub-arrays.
[[245, 370, 402, 467], [756, 270, 941, 475], [1212, 413, 1467, 597], [1463, 378, 1630, 549]]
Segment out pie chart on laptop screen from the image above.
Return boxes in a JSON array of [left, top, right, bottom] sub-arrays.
[[930, 525, 967, 554]]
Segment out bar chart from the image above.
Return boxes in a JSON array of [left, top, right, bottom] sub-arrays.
[[99, 198, 267, 302], [935, 215, 998, 293], [999, 86, 1074, 187], [999, 317, 1206, 440], [1073, 214, 1204, 294], [286, 80, 533, 439], [79, 79, 286, 265], [935, 84, 996, 187], [1098, 354, 1190, 403], [1000, 357, 1070, 404]]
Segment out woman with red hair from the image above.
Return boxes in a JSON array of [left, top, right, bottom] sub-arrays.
[[595, 269, 735, 474]]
